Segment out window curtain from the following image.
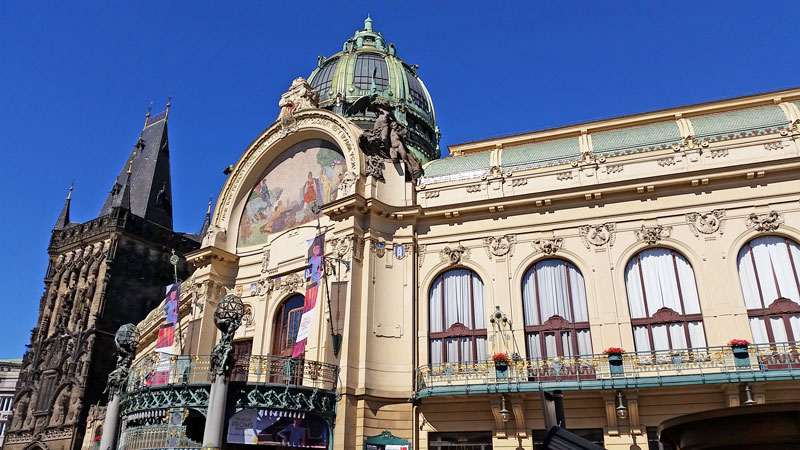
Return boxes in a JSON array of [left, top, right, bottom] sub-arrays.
[[443, 269, 472, 329], [472, 275, 486, 329], [476, 336, 488, 360], [687, 321, 707, 347], [561, 332, 573, 358], [577, 330, 592, 356], [544, 333, 558, 357], [638, 249, 684, 314], [430, 339, 443, 364], [749, 318, 769, 344], [633, 326, 651, 352], [740, 237, 800, 308], [790, 316, 800, 342], [625, 259, 647, 319], [527, 333, 542, 359], [429, 277, 443, 332], [523, 260, 589, 324]]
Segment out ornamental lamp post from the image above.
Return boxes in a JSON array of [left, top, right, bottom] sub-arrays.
[[202, 294, 245, 450], [98, 324, 140, 450]]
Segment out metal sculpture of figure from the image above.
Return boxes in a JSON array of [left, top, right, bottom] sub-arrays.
[[105, 323, 140, 395], [210, 294, 245, 381]]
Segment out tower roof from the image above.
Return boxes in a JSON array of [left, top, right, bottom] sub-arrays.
[[53, 185, 72, 230], [307, 17, 441, 163], [99, 109, 173, 229]]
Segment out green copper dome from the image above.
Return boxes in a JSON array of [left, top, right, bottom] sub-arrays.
[[308, 17, 441, 163]]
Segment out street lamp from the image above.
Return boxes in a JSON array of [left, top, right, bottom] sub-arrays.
[[500, 395, 510, 423], [615, 391, 629, 420]]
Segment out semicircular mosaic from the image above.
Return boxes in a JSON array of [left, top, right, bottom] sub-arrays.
[[238, 139, 345, 247]]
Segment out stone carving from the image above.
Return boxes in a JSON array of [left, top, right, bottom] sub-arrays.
[[210, 295, 245, 381], [365, 155, 386, 182], [277, 77, 319, 136], [532, 237, 564, 255], [657, 157, 676, 167], [279, 273, 304, 293], [242, 304, 255, 328], [779, 119, 800, 136], [439, 245, 469, 266], [338, 171, 358, 197], [260, 248, 271, 274], [353, 97, 423, 181], [466, 184, 481, 193], [686, 210, 725, 236], [481, 165, 511, 182], [202, 225, 227, 248], [746, 211, 783, 232], [579, 223, 616, 248], [606, 164, 624, 174], [708, 148, 729, 158], [256, 277, 275, 297], [423, 190, 440, 199], [334, 235, 353, 259], [512, 178, 528, 186], [417, 244, 427, 267], [572, 151, 605, 167], [764, 141, 783, 151], [483, 235, 516, 259], [635, 225, 672, 245], [352, 236, 366, 263]]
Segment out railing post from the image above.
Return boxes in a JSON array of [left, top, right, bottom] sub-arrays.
[[202, 295, 245, 450]]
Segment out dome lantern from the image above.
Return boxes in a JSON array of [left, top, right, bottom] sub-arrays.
[[308, 17, 441, 163]]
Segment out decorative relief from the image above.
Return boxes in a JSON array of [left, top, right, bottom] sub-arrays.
[[579, 223, 616, 248], [606, 164, 624, 174], [256, 277, 275, 297], [481, 165, 512, 182], [279, 273, 304, 293], [242, 304, 255, 328], [466, 184, 481, 193], [352, 236, 366, 263], [556, 171, 573, 181], [201, 225, 227, 248], [746, 211, 783, 232], [686, 210, 725, 236], [657, 157, 676, 167], [369, 239, 387, 258], [779, 119, 800, 136], [417, 244, 427, 267], [365, 155, 386, 182], [260, 248, 271, 274], [483, 235, 517, 259], [764, 141, 783, 151], [572, 151, 605, 167], [635, 225, 672, 245], [423, 190, 440, 199], [532, 237, 564, 255], [708, 148, 729, 159], [511, 178, 528, 187], [334, 235, 353, 259], [439, 245, 469, 266], [337, 171, 358, 197]]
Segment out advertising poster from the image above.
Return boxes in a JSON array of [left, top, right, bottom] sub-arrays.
[[227, 409, 328, 448], [149, 283, 180, 385], [292, 234, 325, 358]]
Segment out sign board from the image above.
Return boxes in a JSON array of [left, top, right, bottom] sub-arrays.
[[364, 431, 411, 450]]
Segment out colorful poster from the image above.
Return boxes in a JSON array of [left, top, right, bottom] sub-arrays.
[[292, 234, 325, 358], [237, 139, 345, 247], [151, 283, 181, 384], [227, 409, 328, 448]]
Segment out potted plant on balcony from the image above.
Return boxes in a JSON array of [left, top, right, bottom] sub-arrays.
[[728, 339, 751, 368], [604, 347, 625, 376], [492, 353, 510, 379]]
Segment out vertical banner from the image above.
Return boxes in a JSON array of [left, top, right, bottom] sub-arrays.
[[292, 234, 325, 357], [150, 283, 181, 385]]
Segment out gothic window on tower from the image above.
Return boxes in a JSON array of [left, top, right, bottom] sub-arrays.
[[310, 58, 338, 100], [353, 53, 389, 92], [428, 269, 487, 364], [736, 236, 800, 343], [522, 259, 592, 359], [624, 248, 707, 352]]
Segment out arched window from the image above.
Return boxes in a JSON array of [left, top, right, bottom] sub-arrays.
[[625, 248, 707, 351], [353, 53, 389, 92], [429, 269, 487, 364], [271, 294, 305, 357], [737, 236, 800, 343], [522, 259, 592, 358]]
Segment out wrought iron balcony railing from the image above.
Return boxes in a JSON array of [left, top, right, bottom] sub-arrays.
[[126, 354, 339, 393], [415, 342, 800, 398]]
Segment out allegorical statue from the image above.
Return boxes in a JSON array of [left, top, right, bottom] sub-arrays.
[[351, 96, 424, 181]]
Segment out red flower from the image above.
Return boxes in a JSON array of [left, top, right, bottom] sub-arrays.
[[728, 339, 750, 347], [491, 353, 510, 363], [604, 347, 625, 355]]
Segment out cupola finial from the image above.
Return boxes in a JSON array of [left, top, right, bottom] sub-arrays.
[[364, 14, 373, 31]]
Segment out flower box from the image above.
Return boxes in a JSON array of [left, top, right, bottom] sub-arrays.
[[604, 347, 625, 376]]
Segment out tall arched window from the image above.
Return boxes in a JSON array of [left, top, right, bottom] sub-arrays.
[[737, 236, 800, 343], [271, 294, 305, 357], [522, 259, 592, 358], [625, 248, 707, 351], [429, 269, 487, 364]]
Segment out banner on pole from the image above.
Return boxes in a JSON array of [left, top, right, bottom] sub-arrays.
[[292, 234, 324, 357]]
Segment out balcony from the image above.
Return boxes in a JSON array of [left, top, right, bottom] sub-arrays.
[[121, 354, 339, 417], [414, 342, 800, 399]]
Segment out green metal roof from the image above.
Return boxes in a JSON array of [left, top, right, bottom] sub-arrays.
[[592, 120, 681, 157], [501, 137, 580, 171], [0, 358, 23, 365], [690, 105, 788, 142], [420, 151, 491, 184]]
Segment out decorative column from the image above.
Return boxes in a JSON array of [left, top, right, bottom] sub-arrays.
[[98, 323, 140, 450], [202, 294, 245, 450]]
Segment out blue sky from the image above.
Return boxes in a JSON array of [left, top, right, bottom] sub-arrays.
[[1, 1, 798, 357]]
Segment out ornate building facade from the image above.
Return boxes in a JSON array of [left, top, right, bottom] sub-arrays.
[[0, 358, 22, 447], [91, 18, 800, 450], [5, 110, 200, 450]]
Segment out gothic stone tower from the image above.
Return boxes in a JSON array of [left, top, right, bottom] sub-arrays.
[[4, 108, 201, 450]]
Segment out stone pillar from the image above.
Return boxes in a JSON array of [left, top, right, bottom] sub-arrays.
[[201, 294, 245, 450], [98, 324, 140, 450]]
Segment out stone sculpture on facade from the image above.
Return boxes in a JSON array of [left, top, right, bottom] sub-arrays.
[[579, 223, 616, 248], [277, 77, 320, 135], [353, 97, 424, 181], [686, 210, 725, 236], [746, 210, 783, 232], [532, 237, 564, 255], [636, 225, 672, 245]]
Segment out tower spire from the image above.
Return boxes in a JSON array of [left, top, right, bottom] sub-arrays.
[[53, 183, 73, 230], [111, 159, 133, 211], [143, 101, 153, 130], [165, 96, 172, 120], [200, 197, 212, 237]]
